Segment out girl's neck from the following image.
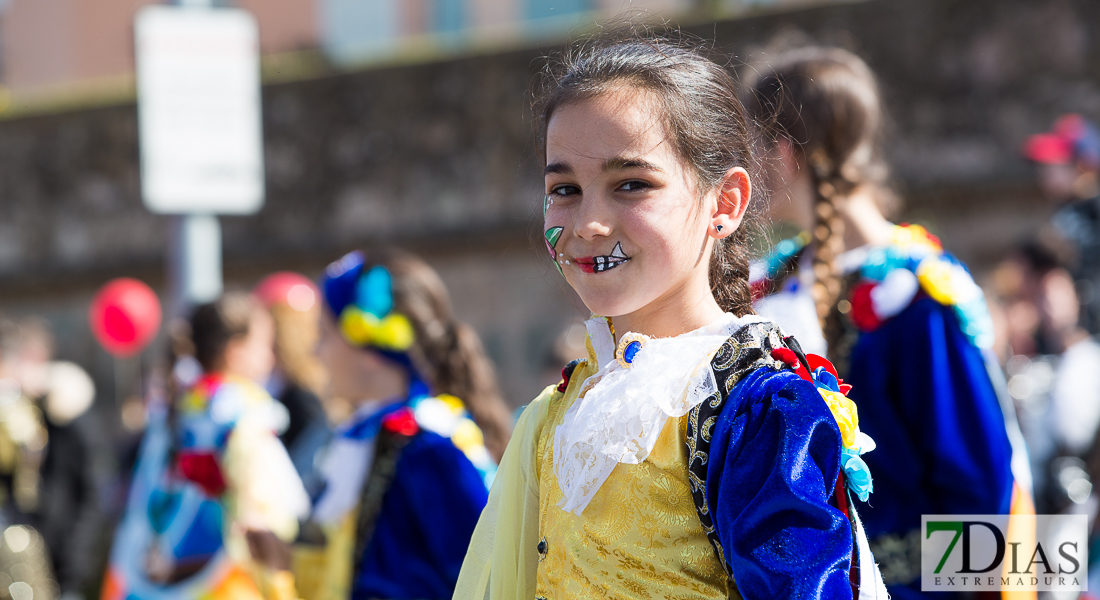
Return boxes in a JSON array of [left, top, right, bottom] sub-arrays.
[[835, 186, 894, 251], [610, 273, 727, 342]]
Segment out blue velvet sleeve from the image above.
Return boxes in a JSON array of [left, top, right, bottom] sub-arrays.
[[355, 431, 490, 600], [706, 367, 854, 599], [847, 298, 1013, 537]]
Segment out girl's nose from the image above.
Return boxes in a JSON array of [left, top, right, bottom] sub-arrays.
[[572, 194, 613, 241]]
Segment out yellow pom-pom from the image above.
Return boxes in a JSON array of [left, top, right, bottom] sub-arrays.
[[374, 314, 415, 350], [451, 418, 485, 453], [436, 394, 466, 415], [340, 307, 379, 346], [819, 388, 859, 449], [916, 257, 957, 305]]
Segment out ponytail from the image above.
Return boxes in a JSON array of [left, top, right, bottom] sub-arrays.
[[357, 248, 513, 461], [427, 322, 512, 462], [710, 223, 756, 317]]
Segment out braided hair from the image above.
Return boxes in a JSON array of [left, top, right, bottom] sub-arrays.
[[747, 47, 893, 348]]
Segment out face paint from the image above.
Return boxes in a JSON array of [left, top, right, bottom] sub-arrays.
[[543, 195, 554, 215], [545, 226, 564, 275], [575, 242, 630, 274]]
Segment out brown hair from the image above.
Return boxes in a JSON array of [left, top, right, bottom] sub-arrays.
[[361, 248, 512, 461], [269, 303, 328, 397], [189, 292, 259, 373], [746, 47, 892, 347], [533, 26, 761, 317]]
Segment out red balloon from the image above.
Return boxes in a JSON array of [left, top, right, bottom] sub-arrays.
[[89, 278, 162, 357], [253, 271, 318, 312]]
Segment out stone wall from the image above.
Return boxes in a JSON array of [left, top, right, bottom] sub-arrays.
[[2, 0, 1098, 411]]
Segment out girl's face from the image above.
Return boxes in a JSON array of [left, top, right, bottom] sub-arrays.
[[543, 87, 748, 325], [224, 308, 275, 384], [315, 310, 408, 403]]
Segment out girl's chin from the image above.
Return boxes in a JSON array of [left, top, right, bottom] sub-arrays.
[[575, 293, 648, 320]]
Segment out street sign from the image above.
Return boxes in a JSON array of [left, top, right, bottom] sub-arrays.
[[135, 6, 264, 215]]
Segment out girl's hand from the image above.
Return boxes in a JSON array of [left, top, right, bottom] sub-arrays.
[[245, 528, 292, 571]]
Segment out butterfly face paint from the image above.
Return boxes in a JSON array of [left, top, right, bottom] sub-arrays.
[[575, 242, 630, 274], [545, 226, 564, 275]]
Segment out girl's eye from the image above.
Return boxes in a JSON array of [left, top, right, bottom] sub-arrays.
[[549, 184, 580, 197], [617, 180, 651, 192]]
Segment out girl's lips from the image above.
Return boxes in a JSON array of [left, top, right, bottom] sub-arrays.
[[573, 242, 630, 274]]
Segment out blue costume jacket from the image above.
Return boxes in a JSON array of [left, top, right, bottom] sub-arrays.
[[847, 298, 1013, 600], [313, 396, 492, 600], [354, 427, 489, 599]]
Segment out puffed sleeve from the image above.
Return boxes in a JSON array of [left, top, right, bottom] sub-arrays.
[[706, 367, 854, 599], [453, 387, 553, 600]]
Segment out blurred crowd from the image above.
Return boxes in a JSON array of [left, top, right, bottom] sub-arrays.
[[0, 51, 1099, 600]]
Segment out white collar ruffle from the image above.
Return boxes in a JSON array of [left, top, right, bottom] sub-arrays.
[[553, 312, 770, 515]]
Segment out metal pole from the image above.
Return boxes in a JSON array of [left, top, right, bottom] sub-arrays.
[[168, 214, 223, 316], [167, 0, 221, 316]]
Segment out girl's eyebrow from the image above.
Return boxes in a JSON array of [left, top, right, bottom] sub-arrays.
[[603, 157, 662, 172], [545, 157, 662, 176], [545, 162, 572, 176]]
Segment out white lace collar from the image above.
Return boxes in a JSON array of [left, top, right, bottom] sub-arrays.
[[553, 312, 770, 515]]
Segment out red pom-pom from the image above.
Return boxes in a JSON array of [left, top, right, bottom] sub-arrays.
[[770, 348, 811, 381], [750, 279, 770, 301], [177, 451, 227, 496], [849, 282, 883, 332], [382, 407, 419, 437]]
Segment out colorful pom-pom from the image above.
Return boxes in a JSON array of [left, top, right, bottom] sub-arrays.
[[819, 388, 859, 448], [358, 266, 394, 318], [871, 267, 919, 319], [849, 282, 883, 332], [374, 314, 415, 351], [382, 407, 419, 436], [841, 450, 874, 503], [916, 257, 957, 305]]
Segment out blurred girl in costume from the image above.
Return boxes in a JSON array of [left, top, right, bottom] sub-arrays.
[[254, 272, 332, 478], [294, 247, 510, 600], [456, 29, 887, 599], [746, 47, 1032, 599], [103, 293, 310, 600]]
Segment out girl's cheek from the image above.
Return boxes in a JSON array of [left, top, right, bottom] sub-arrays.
[[544, 220, 566, 262]]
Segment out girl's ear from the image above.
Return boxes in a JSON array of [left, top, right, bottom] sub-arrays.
[[709, 167, 751, 239]]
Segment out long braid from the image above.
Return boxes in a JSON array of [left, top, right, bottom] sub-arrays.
[[747, 47, 891, 358], [807, 150, 848, 328]]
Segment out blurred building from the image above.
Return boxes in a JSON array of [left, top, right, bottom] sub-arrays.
[[0, 0, 825, 96], [0, 0, 1092, 413]]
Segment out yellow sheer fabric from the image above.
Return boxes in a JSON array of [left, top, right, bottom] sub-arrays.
[[453, 385, 551, 599], [454, 350, 733, 600]]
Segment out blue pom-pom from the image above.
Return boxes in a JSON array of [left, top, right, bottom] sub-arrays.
[[358, 266, 394, 318], [811, 366, 840, 392]]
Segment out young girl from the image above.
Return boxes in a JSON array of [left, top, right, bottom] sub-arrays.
[[746, 47, 1031, 598], [104, 292, 310, 600], [293, 248, 511, 600], [456, 32, 886, 599]]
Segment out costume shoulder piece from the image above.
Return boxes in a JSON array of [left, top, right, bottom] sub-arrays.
[[846, 224, 994, 348], [411, 394, 497, 487], [686, 320, 876, 580]]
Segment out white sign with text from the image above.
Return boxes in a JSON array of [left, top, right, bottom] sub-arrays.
[[135, 6, 264, 214]]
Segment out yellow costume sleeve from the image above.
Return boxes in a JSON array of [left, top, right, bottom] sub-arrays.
[[453, 386, 553, 600]]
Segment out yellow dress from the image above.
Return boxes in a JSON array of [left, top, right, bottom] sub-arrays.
[[455, 343, 734, 600]]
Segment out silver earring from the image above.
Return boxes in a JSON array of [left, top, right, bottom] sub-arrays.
[[716, 224, 724, 233]]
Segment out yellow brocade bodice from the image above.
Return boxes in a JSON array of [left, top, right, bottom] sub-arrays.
[[533, 358, 737, 600]]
